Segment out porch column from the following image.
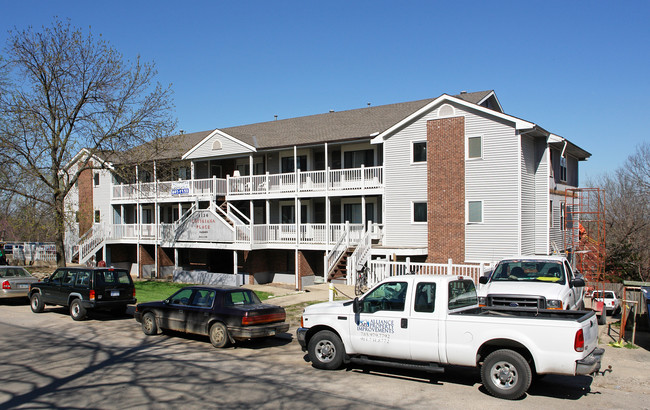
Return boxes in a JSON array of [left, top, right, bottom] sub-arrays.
[[265, 200, 270, 225], [295, 197, 300, 246], [326, 197, 331, 246], [362, 196, 366, 230], [233, 250, 238, 275], [191, 161, 195, 180], [174, 248, 178, 268], [249, 155, 253, 192], [295, 248, 300, 290]]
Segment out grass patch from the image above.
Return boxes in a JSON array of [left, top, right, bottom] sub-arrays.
[[134, 281, 273, 304], [284, 300, 327, 326]]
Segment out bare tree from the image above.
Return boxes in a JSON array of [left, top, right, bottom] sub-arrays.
[[595, 142, 650, 282], [0, 19, 176, 266]]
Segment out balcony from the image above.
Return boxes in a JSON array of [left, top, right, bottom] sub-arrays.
[[105, 222, 372, 248], [111, 166, 383, 202]]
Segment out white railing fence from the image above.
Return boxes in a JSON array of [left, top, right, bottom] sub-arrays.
[[11, 243, 57, 263], [347, 223, 375, 285], [366, 259, 486, 288]]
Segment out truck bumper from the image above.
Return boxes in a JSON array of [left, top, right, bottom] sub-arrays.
[[228, 322, 290, 339], [576, 347, 605, 375], [296, 327, 308, 350]]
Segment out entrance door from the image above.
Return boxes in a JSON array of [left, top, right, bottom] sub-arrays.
[[348, 281, 411, 359]]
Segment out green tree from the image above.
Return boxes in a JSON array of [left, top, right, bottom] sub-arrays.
[[0, 19, 175, 266]]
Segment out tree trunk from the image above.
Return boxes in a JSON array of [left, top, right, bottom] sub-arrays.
[[54, 193, 67, 267]]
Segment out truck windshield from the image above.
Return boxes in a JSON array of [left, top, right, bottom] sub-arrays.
[[491, 261, 565, 284]]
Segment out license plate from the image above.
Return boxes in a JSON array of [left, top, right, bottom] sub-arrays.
[[18, 284, 29, 289], [111, 291, 120, 297]]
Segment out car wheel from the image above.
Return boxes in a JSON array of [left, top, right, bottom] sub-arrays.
[[307, 330, 345, 370], [142, 312, 158, 335], [209, 322, 230, 348], [30, 293, 44, 313], [70, 299, 87, 321], [481, 349, 531, 400]]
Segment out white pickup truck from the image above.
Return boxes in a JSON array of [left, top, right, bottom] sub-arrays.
[[477, 256, 586, 311], [297, 275, 603, 400]]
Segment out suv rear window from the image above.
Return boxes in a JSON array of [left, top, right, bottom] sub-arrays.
[[96, 270, 132, 285]]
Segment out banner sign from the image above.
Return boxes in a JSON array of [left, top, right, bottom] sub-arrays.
[[171, 181, 190, 195]]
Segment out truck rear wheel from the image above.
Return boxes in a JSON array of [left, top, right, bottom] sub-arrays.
[[481, 349, 531, 400], [308, 330, 345, 370]]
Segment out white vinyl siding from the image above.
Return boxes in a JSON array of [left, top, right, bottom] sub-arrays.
[[383, 103, 521, 260], [535, 145, 550, 254], [184, 134, 254, 159], [463, 105, 520, 263], [520, 134, 536, 255], [94, 168, 112, 226]]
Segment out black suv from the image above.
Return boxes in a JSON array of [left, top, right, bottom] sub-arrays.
[[29, 267, 136, 320]]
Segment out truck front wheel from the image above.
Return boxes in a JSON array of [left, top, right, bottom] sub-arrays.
[[481, 349, 532, 400], [308, 330, 345, 370]]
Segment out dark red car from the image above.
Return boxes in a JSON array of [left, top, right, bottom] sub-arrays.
[[134, 285, 289, 348]]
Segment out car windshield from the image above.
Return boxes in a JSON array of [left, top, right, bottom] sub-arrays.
[[224, 290, 261, 306], [491, 260, 565, 284], [0, 267, 31, 278]]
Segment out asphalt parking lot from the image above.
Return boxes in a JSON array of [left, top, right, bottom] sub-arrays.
[[1, 299, 649, 409]]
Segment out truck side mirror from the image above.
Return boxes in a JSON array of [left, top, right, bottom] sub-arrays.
[[353, 297, 360, 313], [570, 278, 585, 288], [479, 276, 489, 285]]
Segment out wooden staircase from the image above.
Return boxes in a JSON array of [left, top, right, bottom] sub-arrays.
[[218, 201, 235, 227], [327, 247, 354, 281]]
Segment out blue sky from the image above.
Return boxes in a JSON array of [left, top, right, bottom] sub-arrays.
[[1, 1, 648, 181]]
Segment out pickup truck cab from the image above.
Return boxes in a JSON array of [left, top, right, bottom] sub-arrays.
[[477, 256, 586, 310], [298, 275, 603, 400]]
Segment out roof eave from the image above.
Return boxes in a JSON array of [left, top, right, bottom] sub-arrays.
[[371, 94, 534, 144]]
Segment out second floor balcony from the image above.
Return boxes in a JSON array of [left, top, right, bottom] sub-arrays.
[[111, 165, 383, 202]]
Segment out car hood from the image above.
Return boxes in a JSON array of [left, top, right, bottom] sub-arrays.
[[479, 281, 563, 300], [304, 300, 352, 315]]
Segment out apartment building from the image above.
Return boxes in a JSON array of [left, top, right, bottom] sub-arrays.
[[65, 90, 590, 288]]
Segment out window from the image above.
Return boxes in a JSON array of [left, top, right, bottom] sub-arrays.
[[448, 280, 478, 310], [93, 173, 100, 186], [94, 210, 101, 223], [62, 271, 76, 287], [467, 136, 482, 159], [412, 142, 426, 163], [414, 282, 436, 312], [212, 139, 222, 150], [550, 200, 553, 228], [413, 202, 427, 223], [225, 290, 261, 306], [467, 201, 482, 223], [560, 157, 567, 182], [191, 289, 217, 307], [75, 271, 91, 288], [361, 281, 408, 313], [169, 288, 194, 305], [344, 149, 374, 168], [281, 155, 307, 173]]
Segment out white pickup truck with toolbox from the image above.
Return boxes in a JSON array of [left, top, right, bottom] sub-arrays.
[[477, 256, 586, 311], [297, 274, 604, 400]]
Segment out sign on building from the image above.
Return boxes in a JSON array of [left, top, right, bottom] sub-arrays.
[[171, 181, 190, 195], [175, 210, 234, 242]]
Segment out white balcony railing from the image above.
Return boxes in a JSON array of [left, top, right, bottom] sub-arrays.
[[228, 165, 383, 197], [111, 166, 384, 201], [104, 222, 367, 246], [112, 177, 227, 201]]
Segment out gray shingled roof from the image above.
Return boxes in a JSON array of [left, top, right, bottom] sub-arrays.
[[146, 90, 494, 160]]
